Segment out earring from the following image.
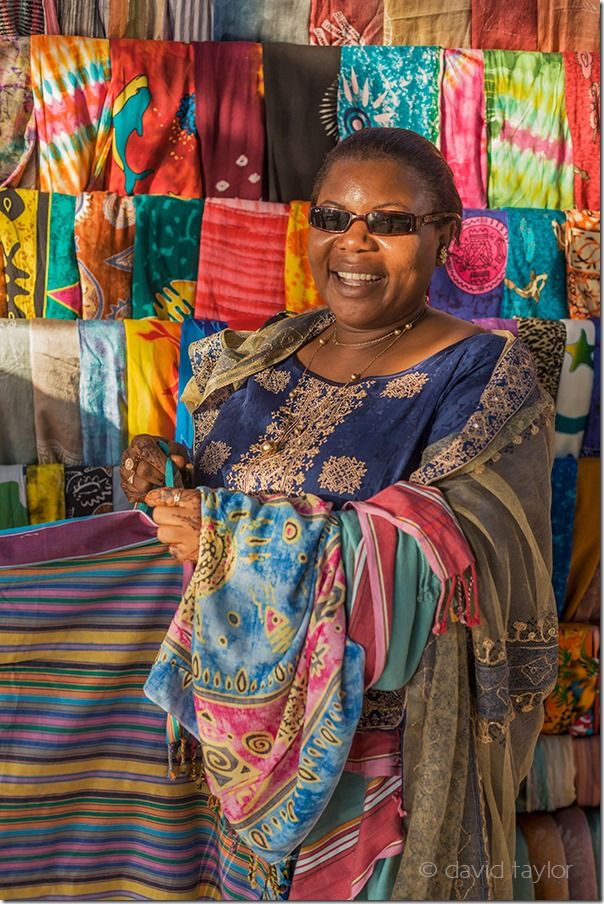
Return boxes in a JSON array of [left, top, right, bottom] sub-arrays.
[[437, 246, 448, 265]]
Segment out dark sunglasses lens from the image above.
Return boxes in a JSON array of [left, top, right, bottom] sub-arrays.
[[310, 207, 351, 232], [367, 212, 414, 235]]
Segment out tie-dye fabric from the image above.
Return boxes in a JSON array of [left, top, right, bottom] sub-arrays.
[[78, 320, 127, 467], [64, 465, 113, 517], [563, 52, 600, 210], [25, 462, 65, 523], [428, 209, 507, 319], [338, 45, 441, 141], [383, 0, 470, 46], [0, 186, 37, 317], [554, 319, 596, 458], [563, 209, 600, 319], [501, 209, 567, 320], [0, 320, 36, 464], [144, 488, 365, 864], [0, 37, 36, 187], [284, 201, 324, 314], [310, 0, 384, 45], [107, 39, 201, 198], [40, 192, 81, 318], [484, 50, 574, 209], [193, 41, 264, 200], [175, 318, 226, 452], [0, 465, 27, 528], [75, 191, 135, 319], [441, 49, 486, 208], [30, 36, 112, 194], [132, 195, 202, 321], [581, 318, 600, 457], [550, 455, 578, 617], [543, 624, 599, 736], [124, 318, 181, 442], [194, 198, 288, 330]]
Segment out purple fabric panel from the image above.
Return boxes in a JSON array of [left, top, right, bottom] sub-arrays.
[[473, 318, 518, 334]]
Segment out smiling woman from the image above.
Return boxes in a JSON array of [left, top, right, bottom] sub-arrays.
[[119, 128, 558, 901]]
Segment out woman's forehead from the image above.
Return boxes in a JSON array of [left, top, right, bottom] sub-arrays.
[[317, 156, 432, 204]]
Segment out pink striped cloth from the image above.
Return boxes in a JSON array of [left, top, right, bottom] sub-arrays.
[[441, 48, 487, 209], [194, 198, 289, 329]]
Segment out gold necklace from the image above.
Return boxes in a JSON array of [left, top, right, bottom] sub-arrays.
[[258, 307, 427, 458], [329, 306, 426, 348]]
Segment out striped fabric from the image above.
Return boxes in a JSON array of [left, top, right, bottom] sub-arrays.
[[163, 0, 211, 40], [0, 510, 275, 901]]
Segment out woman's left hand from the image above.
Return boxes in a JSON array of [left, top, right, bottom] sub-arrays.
[[144, 487, 201, 563]]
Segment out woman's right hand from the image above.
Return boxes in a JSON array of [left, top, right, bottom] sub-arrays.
[[119, 434, 192, 503]]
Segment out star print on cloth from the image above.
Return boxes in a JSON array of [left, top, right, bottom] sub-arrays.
[[554, 319, 596, 458], [566, 329, 596, 372]]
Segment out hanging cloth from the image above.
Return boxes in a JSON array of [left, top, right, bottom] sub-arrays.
[[175, 317, 226, 452], [52, 0, 108, 36], [554, 806, 599, 901], [25, 462, 65, 523], [310, 0, 383, 45], [383, 0, 470, 47], [536, 0, 601, 52], [550, 455, 578, 617], [563, 52, 600, 210], [0, 0, 45, 35], [563, 457, 600, 620], [64, 465, 113, 516], [0, 186, 37, 317], [554, 319, 596, 457], [542, 623, 600, 736], [212, 0, 311, 43], [0, 465, 27, 528], [0, 37, 36, 187], [515, 318, 566, 401], [107, 0, 164, 38], [0, 320, 36, 464], [40, 192, 82, 319], [284, 200, 324, 314], [77, 320, 127, 467], [163, 0, 211, 41], [563, 209, 600, 319], [581, 318, 600, 455], [124, 318, 181, 442], [501, 208, 568, 320], [441, 49, 487, 209], [470, 0, 537, 50]]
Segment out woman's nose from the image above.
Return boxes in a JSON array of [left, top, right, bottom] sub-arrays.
[[335, 218, 378, 251]]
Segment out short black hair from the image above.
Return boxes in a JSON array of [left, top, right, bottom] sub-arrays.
[[310, 127, 462, 240]]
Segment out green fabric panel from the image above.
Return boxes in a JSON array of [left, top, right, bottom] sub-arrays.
[[356, 850, 403, 900], [45, 193, 81, 319], [0, 482, 28, 530]]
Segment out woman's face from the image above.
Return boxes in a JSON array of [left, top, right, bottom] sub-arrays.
[[308, 156, 453, 332]]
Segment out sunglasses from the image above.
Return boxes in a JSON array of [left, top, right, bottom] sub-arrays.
[[309, 206, 461, 236]]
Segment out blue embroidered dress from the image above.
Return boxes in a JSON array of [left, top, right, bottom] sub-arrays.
[[194, 332, 507, 508]]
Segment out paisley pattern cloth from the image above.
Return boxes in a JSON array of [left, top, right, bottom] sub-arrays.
[[441, 49, 487, 209], [484, 50, 574, 209], [542, 623, 599, 736], [563, 209, 600, 319], [337, 45, 441, 142], [145, 488, 365, 864], [193, 41, 264, 200], [0, 186, 37, 317], [0, 37, 36, 187], [41, 192, 82, 318], [501, 208, 568, 320], [550, 455, 578, 617], [132, 195, 202, 320], [124, 318, 180, 442], [563, 52, 600, 210], [554, 319, 596, 457], [64, 465, 113, 517], [30, 35, 112, 193], [383, 0, 470, 46], [284, 201, 324, 314], [77, 320, 127, 467], [75, 191, 135, 319], [106, 39, 201, 198], [428, 209, 507, 319]]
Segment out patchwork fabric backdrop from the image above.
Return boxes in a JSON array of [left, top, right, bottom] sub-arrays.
[[0, 2, 600, 902]]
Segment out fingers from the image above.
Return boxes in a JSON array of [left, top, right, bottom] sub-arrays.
[[145, 487, 199, 508]]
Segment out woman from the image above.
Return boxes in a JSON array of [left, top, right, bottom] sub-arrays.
[[122, 128, 558, 900]]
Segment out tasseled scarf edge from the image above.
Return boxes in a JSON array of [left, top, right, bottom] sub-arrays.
[[432, 563, 480, 635]]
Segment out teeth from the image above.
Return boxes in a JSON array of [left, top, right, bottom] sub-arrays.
[[336, 271, 381, 282]]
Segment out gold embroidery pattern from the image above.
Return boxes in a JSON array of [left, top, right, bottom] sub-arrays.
[[200, 440, 232, 475], [255, 368, 292, 393], [196, 407, 220, 442], [380, 371, 429, 399], [318, 455, 367, 495], [225, 377, 371, 495]]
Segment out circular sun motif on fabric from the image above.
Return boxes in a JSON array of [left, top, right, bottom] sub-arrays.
[[446, 216, 508, 294], [196, 518, 236, 597]]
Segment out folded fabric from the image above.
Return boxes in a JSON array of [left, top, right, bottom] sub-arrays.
[[132, 195, 202, 320], [163, 0, 212, 41], [564, 457, 600, 621], [484, 50, 574, 209], [107, 0, 164, 39], [383, 0, 470, 46], [194, 198, 288, 329], [563, 53, 600, 209], [144, 488, 365, 864], [194, 41, 264, 200], [111, 466, 131, 512], [338, 45, 441, 142], [52, 0, 108, 36], [554, 319, 596, 457], [30, 36, 112, 193], [0, 465, 28, 529], [0, 187, 37, 318], [310, 0, 383, 45], [573, 737, 600, 808], [471, 0, 537, 50], [212, 0, 311, 43], [75, 191, 135, 319], [124, 318, 181, 442], [0, 0, 45, 34], [0, 37, 36, 187], [25, 462, 65, 523], [175, 318, 226, 452], [106, 39, 201, 197], [517, 735, 576, 813], [537, 0, 601, 52], [78, 320, 127, 466], [428, 209, 507, 319], [586, 807, 601, 898], [572, 565, 600, 625], [516, 318, 566, 400], [441, 49, 487, 209], [554, 806, 599, 900], [30, 320, 83, 465], [263, 43, 340, 203], [543, 623, 599, 736], [563, 209, 600, 319], [284, 201, 324, 314], [516, 813, 570, 900], [550, 456, 578, 617], [0, 320, 36, 465], [40, 192, 82, 318], [581, 318, 600, 455], [64, 465, 113, 517], [501, 209, 567, 320], [512, 824, 535, 901]]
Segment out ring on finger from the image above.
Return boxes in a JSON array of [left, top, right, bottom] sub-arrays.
[[173, 489, 183, 506]]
